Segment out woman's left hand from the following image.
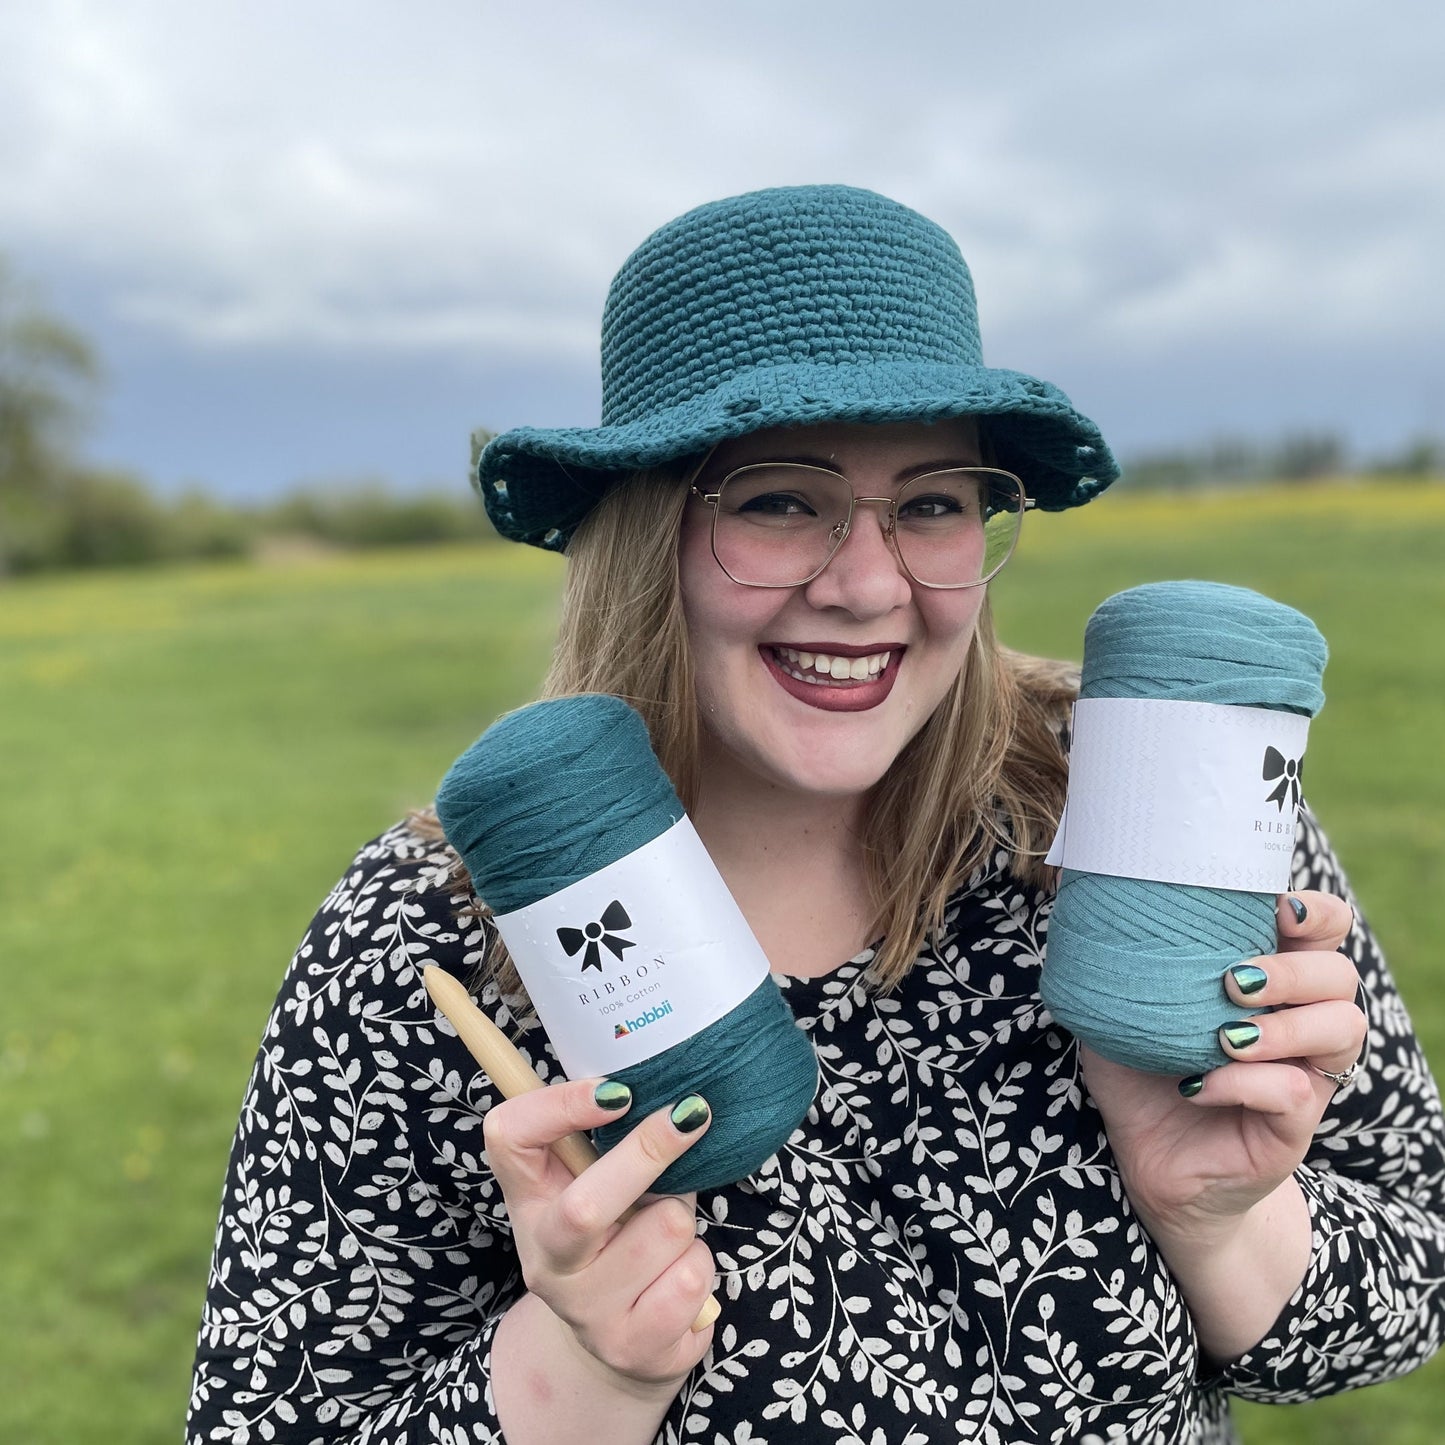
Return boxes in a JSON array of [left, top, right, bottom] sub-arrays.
[[1078, 890, 1365, 1360], [1081, 889, 1363, 1233]]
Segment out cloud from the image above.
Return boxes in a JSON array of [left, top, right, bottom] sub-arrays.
[[3, 2, 1435, 343], [1, 0, 1441, 487]]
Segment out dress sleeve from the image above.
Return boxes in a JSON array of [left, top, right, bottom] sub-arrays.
[[1221, 808, 1445, 1401], [186, 825, 543, 1443]]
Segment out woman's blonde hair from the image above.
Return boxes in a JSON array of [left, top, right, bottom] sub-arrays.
[[416, 459, 1075, 993]]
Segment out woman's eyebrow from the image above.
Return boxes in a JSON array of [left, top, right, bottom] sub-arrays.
[[896, 458, 978, 481], [725, 454, 979, 476], [734, 452, 839, 469]]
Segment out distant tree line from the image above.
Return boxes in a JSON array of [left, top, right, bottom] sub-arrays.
[[1122, 432, 1441, 491], [0, 457, 502, 578], [0, 260, 501, 577], [2, 258, 1440, 577], [1, 470, 502, 576]]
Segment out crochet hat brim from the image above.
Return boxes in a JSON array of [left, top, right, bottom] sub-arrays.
[[479, 359, 1118, 551]]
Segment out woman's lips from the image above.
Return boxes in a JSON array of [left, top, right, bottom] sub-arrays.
[[760, 644, 904, 713]]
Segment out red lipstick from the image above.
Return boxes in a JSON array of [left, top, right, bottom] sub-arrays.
[[759, 644, 904, 713]]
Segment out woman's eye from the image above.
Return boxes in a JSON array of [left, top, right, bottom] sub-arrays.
[[898, 493, 968, 520], [736, 491, 816, 517]]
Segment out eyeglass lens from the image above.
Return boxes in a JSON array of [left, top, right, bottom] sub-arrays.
[[711, 465, 1024, 587]]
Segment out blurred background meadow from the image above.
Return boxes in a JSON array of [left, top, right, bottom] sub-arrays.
[[2, 3, 1443, 1442]]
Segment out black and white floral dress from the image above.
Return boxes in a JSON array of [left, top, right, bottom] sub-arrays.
[[188, 811, 1445, 1445]]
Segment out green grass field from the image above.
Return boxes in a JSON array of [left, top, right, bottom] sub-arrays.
[[3, 480, 1443, 1444]]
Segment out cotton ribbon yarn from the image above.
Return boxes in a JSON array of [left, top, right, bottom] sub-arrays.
[[435, 693, 818, 1193], [1040, 581, 1328, 1076]]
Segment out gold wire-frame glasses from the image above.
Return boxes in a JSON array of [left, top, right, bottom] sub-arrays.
[[689, 461, 1035, 590]]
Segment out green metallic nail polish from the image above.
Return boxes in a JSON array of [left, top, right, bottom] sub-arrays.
[[1288, 896, 1308, 925], [1229, 964, 1269, 996], [1221, 1021, 1262, 1050], [593, 1080, 632, 1112], [670, 1094, 710, 1133], [1178, 1076, 1205, 1098]]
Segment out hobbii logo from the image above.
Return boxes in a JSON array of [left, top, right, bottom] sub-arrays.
[[557, 900, 635, 974], [613, 1000, 675, 1039]]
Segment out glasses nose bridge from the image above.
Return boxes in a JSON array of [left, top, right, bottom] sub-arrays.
[[824, 491, 904, 585], [850, 492, 898, 534], [833, 491, 900, 547]]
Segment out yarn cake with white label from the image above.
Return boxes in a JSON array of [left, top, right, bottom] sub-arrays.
[[435, 693, 819, 1191], [1040, 581, 1328, 1076]]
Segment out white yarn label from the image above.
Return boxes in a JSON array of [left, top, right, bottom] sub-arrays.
[[1045, 698, 1311, 892], [491, 817, 771, 1079]]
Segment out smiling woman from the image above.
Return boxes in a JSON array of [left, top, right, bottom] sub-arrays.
[[680, 420, 992, 801], [188, 185, 1445, 1445]]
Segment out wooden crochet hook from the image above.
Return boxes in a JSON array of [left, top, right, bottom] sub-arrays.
[[423, 965, 721, 1332]]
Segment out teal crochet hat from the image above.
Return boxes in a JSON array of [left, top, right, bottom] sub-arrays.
[[480, 184, 1119, 551]]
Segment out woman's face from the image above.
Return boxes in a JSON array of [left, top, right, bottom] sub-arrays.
[[678, 417, 990, 803]]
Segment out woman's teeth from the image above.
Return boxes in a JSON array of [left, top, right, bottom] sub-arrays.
[[772, 646, 892, 685]]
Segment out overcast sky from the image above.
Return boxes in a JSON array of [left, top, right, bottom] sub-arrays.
[[2, 1, 1441, 497]]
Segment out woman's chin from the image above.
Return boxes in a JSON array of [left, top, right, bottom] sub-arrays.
[[747, 744, 893, 801]]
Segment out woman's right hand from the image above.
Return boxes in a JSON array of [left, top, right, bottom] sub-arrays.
[[486, 1077, 716, 1418]]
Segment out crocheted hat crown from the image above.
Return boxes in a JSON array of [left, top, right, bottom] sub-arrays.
[[599, 187, 982, 424], [480, 185, 1118, 549]]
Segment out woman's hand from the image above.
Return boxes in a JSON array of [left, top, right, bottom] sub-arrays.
[[1078, 890, 1364, 1362], [486, 1079, 716, 1444]]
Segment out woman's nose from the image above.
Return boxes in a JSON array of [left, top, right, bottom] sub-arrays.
[[802, 502, 912, 616]]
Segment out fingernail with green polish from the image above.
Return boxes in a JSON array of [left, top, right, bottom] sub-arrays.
[[1230, 964, 1269, 996], [1289, 896, 1308, 925], [1179, 1076, 1205, 1098], [1221, 1021, 1262, 1050], [593, 1080, 632, 1112], [670, 1094, 710, 1133]]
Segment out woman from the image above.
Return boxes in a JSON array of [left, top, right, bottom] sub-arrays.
[[188, 186, 1445, 1444]]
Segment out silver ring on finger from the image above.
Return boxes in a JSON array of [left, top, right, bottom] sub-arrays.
[[1310, 1060, 1360, 1091]]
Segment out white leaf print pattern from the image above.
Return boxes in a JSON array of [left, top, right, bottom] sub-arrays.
[[188, 811, 1445, 1445]]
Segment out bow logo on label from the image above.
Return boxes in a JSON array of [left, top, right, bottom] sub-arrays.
[[1262, 746, 1305, 813], [557, 900, 635, 974]]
